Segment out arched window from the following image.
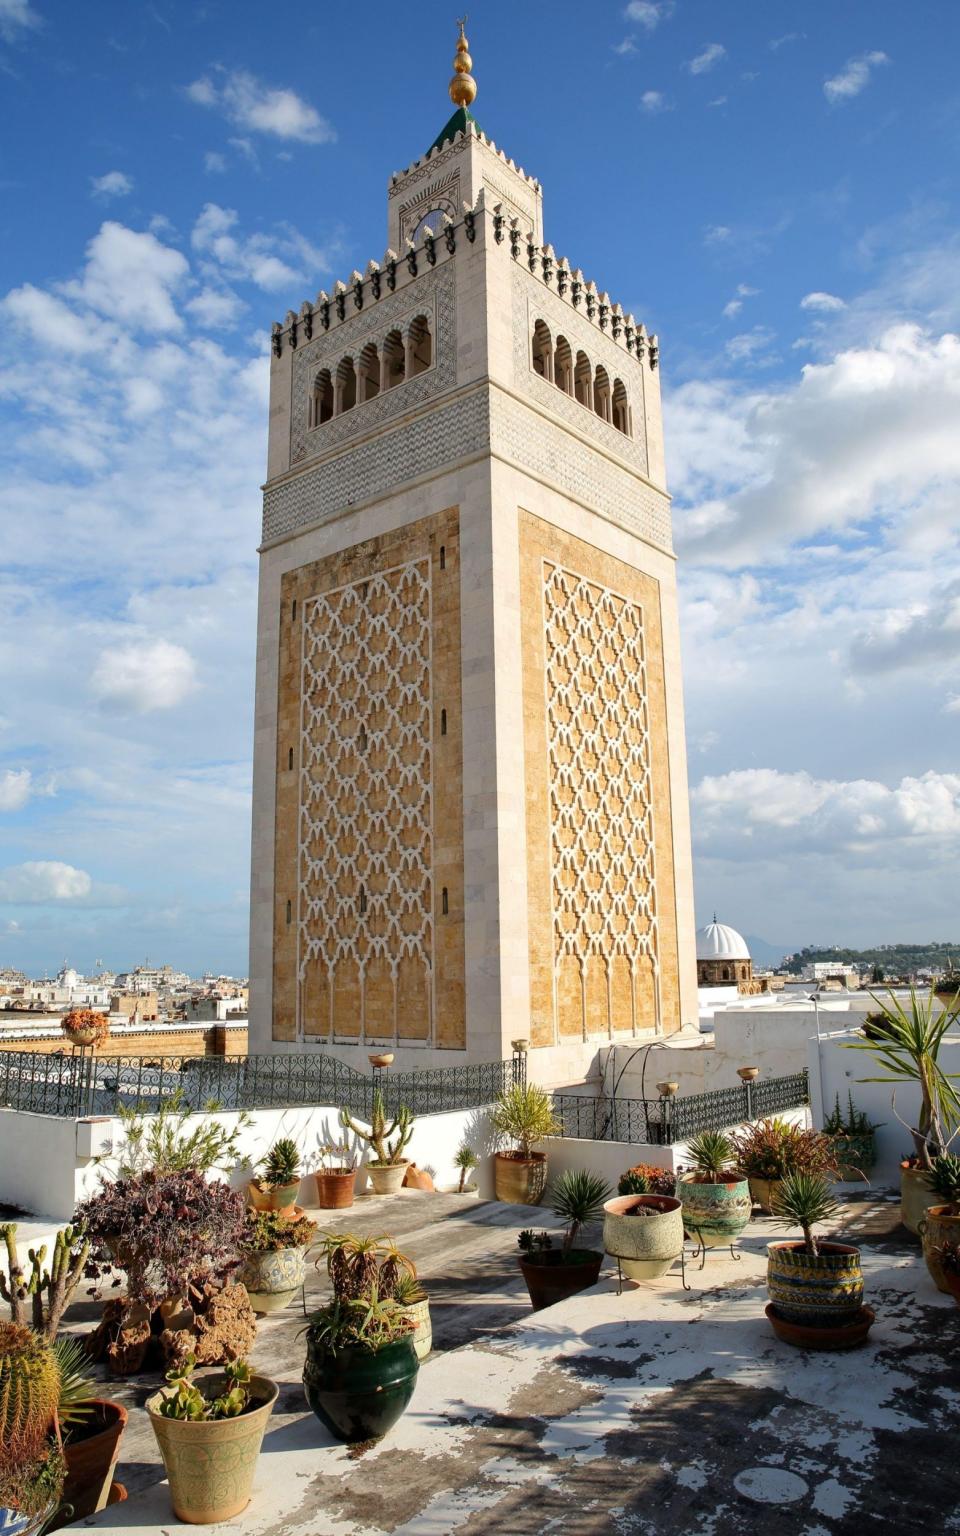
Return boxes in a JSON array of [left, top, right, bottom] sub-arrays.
[[335, 356, 357, 415], [554, 335, 573, 395], [310, 368, 333, 427], [381, 329, 405, 390], [358, 342, 380, 403], [407, 315, 432, 376], [532, 319, 553, 382], [612, 378, 630, 435], [593, 365, 611, 423], [574, 350, 592, 408], [722, 966, 730, 982]]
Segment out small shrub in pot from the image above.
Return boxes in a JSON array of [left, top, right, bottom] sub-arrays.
[[766, 1173, 865, 1337], [918, 1154, 960, 1292], [678, 1131, 751, 1247], [314, 1141, 357, 1209], [248, 1137, 302, 1212], [732, 1118, 838, 1213], [491, 1083, 559, 1205], [823, 1092, 877, 1179], [516, 1170, 610, 1310]]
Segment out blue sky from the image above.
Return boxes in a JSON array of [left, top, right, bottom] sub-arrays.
[[1, 0, 958, 975]]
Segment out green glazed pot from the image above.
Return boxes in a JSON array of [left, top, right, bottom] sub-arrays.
[[146, 1372, 278, 1525], [679, 1175, 752, 1247], [239, 1245, 307, 1314], [767, 1241, 863, 1328], [303, 1335, 419, 1443]]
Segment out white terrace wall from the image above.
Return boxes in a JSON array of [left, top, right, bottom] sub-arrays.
[[808, 1026, 960, 1186]]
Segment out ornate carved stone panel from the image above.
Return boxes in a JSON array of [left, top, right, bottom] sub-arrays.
[[272, 511, 465, 1047]]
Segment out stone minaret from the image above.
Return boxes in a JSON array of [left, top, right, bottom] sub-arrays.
[[249, 25, 698, 1078]]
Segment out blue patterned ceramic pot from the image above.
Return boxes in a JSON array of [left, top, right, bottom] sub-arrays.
[[239, 1245, 307, 1315], [767, 1241, 863, 1328]]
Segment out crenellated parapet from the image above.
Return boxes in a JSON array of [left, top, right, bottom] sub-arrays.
[[387, 119, 541, 199]]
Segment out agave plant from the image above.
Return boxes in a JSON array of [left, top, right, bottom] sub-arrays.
[[546, 1170, 611, 1254], [846, 986, 960, 1168], [772, 1173, 838, 1257], [685, 1130, 736, 1184], [925, 1154, 960, 1212]]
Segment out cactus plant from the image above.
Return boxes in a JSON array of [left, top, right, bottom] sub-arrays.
[[340, 1087, 414, 1166], [0, 1322, 61, 1460], [259, 1138, 301, 1189], [0, 1223, 90, 1339]]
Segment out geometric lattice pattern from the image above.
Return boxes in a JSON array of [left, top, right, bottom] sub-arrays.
[[297, 560, 433, 1038], [543, 560, 660, 981]]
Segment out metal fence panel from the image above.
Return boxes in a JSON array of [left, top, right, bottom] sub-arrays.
[[551, 1070, 809, 1146]]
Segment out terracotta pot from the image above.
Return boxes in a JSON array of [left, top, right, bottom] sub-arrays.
[[766, 1241, 863, 1328], [765, 1301, 875, 1350], [494, 1151, 547, 1206], [368, 1052, 394, 1068], [63, 1026, 102, 1048], [602, 1194, 683, 1281], [314, 1168, 356, 1209], [918, 1203, 960, 1293], [901, 1164, 940, 1236], [679, 1175, 751, 1248], [367, 1161, 409, 1195], [106, 1482, 127, 1507], [239, 1244, 308, 1315], [146, 1371, 278, 1525], [247, 1178, 300, 1213], [399, 1296, 432, 1359], [518, 1250, 604, 1310], [303, 1336, 418, 1444], [62, 1400, 127, 1521], [403, 1163, 435, 1192], [748, 1176, 783, 1215]]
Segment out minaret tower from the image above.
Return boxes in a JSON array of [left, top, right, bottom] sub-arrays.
[[249, 24, 697, 1075]]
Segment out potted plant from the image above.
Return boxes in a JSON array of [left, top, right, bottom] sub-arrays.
[[491, 1082, 559, 1205], [766, 1172, 868, 1347], [617, 1164, 676, 1197], [678, 1131, 751, 1248], [602, 1173, 684, 1282], [313, 1231, 431, 1358], [0, 1323, 66, 1533], [340, 1088, 414, 1195], [935, 1238, 960, 1308], [392, 1270, 432, 1360], [732, 1117, 838, 1214], [97, 1090, 252, 1181], [917, 1154, 960, 1293], [60, 1009, 109, 1050], [450, 1144, 479, 1196], [239, 1211, 317, 1316], [146, 1355, 278, 1524], [846, 985, 960, 1233], [248, 1137, 302, 1212], [313, 1141, 357, 1210], [303, 1292, 418, 1443], [516, 1170, 609, 1310], [822, 1092, 878, 1180], [54, 1335, 128, 1523]]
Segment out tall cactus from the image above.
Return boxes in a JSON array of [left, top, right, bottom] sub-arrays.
[[340, 1086, 414, 1165], [0, 1323, 61, 1460], [0, 1223, 90, 1340]]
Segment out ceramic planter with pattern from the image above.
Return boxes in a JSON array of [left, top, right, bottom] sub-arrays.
[[679, 1175, 752, 1247]]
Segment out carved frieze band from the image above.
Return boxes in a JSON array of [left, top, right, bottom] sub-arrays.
[[290, 266, 457, 466]]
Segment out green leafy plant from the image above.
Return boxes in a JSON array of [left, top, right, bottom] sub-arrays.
[[617, 1162, 676, 1197], [340, 1087, 414, 1166], [454, 1144, 478, 1191], [315, 1232, 417, 1303], [0, 1222, 90, 1339], [546, 1170, 611, 1254], [685, 1131, 736, 1183], [244, 1211, 317, 1255], [52, 1334, 98, 1433], [491, 1083, 559, 1161], [304, 1294, 414, 1358], [0, 1322, 61, 1461], [823, 1092, 875, 1137], [155, 1355, 253, 1421], [732, 1118, 838, 1181], [258, 1138, 300, 1189], [846, 986, 960, 1168], [772, 1172, 839, 1257], [517, 1229, 552, 1255], [925, 1154, 960, 1212], [103, 1088, 253, 1178], [391, 1271, 427, 1307]]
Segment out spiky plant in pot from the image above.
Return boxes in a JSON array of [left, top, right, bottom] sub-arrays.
[[516, 1170, 611, 1311], [685, 1131, 736, 1184], [925, 1154, 960, 1214], [548, 1170, 611, 1255], [766, 1172, 865, 1336], [260, 1138, 301, 1190], [772, 1173, 838, 1257]]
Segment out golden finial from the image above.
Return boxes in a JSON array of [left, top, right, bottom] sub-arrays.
[[449, 15, 477, 108]]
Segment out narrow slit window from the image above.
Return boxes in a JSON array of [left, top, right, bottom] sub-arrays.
[[440, 708, 447, 736], [359, 885, 367, 915], [441, 887, 449, 915], [439, 545, 446, 570], [292, 598, 297, 619], [288, 747, 294, 770], [286, 900, 292, 925]]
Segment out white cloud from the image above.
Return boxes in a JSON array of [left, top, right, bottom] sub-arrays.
[[91, 640, 198, 712], [704, 224, 731, 245], [801, 291, 846, 312], [687, 42, 726, 75], [186, 68, 335, 145], [849, 579, 960, 674], [190, 202, 312, 291], [614, 38, 636, 56], [640, 90, 668, 115], [824, 50, 889, 104], [0, 769, 31, 812], [63, 222, 189, 334], [204, 151, 227, 174], [90, 171, 133, 201], [624, 1, 672, 29], [2, 284, 106, 354], [0, 0, 40, 42], [693, 768, 960, 849], [723, 299, 742, 319], [707, 96, 727, 108], [185, 286, 244, 328], [0, 862, 92, 903], [725, 326, 775, 361]]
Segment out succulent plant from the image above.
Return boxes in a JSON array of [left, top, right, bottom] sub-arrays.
[[0, 1323, 61, 1461], [546, 1169, 611, 1254], [259, 1138, 301, 1189], [617, 1169, 650, 1196], [685, 1131, 736, 1183], [490, 1084, 559, 1160], [340, 1087, 414, 1166], [926, 1154, 960, 1209]]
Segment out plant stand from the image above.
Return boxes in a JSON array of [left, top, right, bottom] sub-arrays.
[[614, 1249, 691, 1294], [684, 1226, 742, 1271]]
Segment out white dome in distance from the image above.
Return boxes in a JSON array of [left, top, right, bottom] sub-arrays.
[[696, 919, 751, 962]]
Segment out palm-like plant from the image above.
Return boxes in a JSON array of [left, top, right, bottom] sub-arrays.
[[491, 1083, 559, 1160], [454, 1145, 478, 1191], [52, 1334, 98, 1433], [686, 1130, 735, 1184], [772, 1172, 838, 1257], [846, 987, 960, 1168], [547, 1170, 611, 1254]]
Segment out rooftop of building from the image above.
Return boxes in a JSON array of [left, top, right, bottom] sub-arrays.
[[696, 917, 752, 962]]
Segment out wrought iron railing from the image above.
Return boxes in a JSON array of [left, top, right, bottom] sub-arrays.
[[552, 1070, 809, 1146], [0, 1047, 523, 1121]]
